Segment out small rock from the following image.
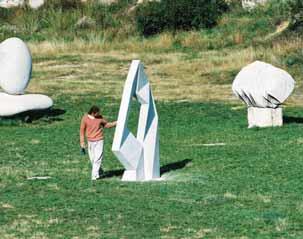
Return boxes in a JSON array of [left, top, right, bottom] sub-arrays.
[[27, 176, 52, 180], [99, 0, 117, 4], [75, 16, 96, 29], [81, 0, 117, 5], [0, 0, 24, 8], [23, 115, 32, 123], [137, 0, 160, 4]]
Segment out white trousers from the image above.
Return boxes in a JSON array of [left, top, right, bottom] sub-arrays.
[[88, 140, 104, 180]]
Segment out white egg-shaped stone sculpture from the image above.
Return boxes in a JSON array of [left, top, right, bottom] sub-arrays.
[[0, 93, 53, 117], [0, 37, 32, 95], [28, 0, 44, 9], [232, 61, 295, 108]]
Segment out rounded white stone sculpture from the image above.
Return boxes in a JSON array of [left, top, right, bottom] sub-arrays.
[[232, 61, 295, 108], [0, 37, 32, 95], [28, 0, 44, 9], [0, 93, 53, 117]]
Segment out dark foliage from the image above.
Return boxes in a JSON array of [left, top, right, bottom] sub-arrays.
[[42, 0, 83, 10], [135, 0, 228, 36], [288, 0, 303, 31]]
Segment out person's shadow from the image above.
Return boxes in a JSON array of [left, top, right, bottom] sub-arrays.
[[102, 159, 192, 179]]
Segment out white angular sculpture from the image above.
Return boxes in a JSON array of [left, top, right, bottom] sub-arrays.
[[112, 60, 160, 181], [232, 61, 295, 128], [0, 37, 32, 95], [0, 37, 53, 117]]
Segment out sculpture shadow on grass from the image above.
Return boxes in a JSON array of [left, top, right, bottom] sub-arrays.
[[160, 159, 192, 175], [2, 108, 66, 123], [102, 159, 192, 179], [283, 116, 303, 124]]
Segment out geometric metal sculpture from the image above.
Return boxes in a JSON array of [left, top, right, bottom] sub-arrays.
[[112, 60, 160, 181]]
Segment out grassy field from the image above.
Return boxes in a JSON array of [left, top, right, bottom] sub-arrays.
[[1, 41, 303, 238], [1, 1, 303, 238], [1, 96, 303, 238]]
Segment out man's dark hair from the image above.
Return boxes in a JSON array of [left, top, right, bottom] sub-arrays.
[[88, 105, 100, 115]]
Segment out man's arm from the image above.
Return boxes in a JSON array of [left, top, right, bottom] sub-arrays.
[[103, 119, 117, 129], [80, 116, 86, 148]]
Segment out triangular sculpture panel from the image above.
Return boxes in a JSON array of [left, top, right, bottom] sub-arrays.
[[112, 60, 160, 181]]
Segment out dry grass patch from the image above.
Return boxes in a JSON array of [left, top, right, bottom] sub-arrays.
[[1, 203, 14, 209], [25, 37, 303, 105], [0, 166, 34, 178], [275, 218, 288, 232], [0, 214, 48, 239], [256, 194, 272, 203], [224, 192, 237, 199]]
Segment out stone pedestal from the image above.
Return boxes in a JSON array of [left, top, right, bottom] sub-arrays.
[[247, 107, 283, 128]]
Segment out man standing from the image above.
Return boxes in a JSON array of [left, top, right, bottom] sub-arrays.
[[80, 105, 117, 180]]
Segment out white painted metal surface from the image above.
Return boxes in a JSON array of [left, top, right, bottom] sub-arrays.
[[112, 60, 160, 181]]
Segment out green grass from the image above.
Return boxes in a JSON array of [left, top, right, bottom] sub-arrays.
[[1, 96, 303, 238], [1, 1, 303, 238]]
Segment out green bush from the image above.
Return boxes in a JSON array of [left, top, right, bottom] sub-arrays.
[[288, 0, 303, 31], [0, 8, 16, 21], [265, 0, 291, 24], [42, 0, 82, 10], [135, 0, 228, 36]]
